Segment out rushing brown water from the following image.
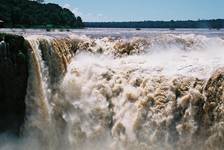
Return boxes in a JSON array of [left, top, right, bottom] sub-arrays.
[[1, 29, 224, 150]]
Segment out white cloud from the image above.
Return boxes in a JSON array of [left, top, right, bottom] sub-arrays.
[[63, 4, 82, 16], [62, 3, 107, 22], [72, 8, 83, 17], [63, 3, 71, 9]]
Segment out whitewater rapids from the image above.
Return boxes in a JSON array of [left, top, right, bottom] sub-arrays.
[[1, 29, 224, 150]]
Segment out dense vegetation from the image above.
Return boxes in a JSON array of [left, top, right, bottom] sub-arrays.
[[85, 19, 224, 29], [0, 0, 84, 28]]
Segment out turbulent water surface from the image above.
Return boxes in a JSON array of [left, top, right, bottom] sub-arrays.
[[1, 28, 224, 150]]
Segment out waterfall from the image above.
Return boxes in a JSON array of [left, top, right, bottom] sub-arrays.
[[2, 33, 224, 150], [24, 36, 75, 150], [25, 37, 54, 150]]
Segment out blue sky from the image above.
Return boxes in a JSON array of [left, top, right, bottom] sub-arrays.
[[46, 0, 224, 22]]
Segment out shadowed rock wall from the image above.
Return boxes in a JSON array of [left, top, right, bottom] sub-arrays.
[[0, 33, 28, 135]]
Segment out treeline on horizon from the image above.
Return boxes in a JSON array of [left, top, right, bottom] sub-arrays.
[[85, 19, 224, 29], [0, 0, 84, 28]]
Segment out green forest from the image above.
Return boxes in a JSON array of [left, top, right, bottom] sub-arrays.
[[0, 0, 84, 28]]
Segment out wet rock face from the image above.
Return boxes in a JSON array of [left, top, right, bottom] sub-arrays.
[[0, 34, 28, 135]]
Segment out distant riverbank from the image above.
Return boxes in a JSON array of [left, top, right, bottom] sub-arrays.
[[85, 19, 224, 29]]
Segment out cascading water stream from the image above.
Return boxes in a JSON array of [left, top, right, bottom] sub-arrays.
[[24, 37, 55, 150], [2, 32, 224, 150]]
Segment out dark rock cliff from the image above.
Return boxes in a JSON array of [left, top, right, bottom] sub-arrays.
[[0, 33, 28, 135]]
